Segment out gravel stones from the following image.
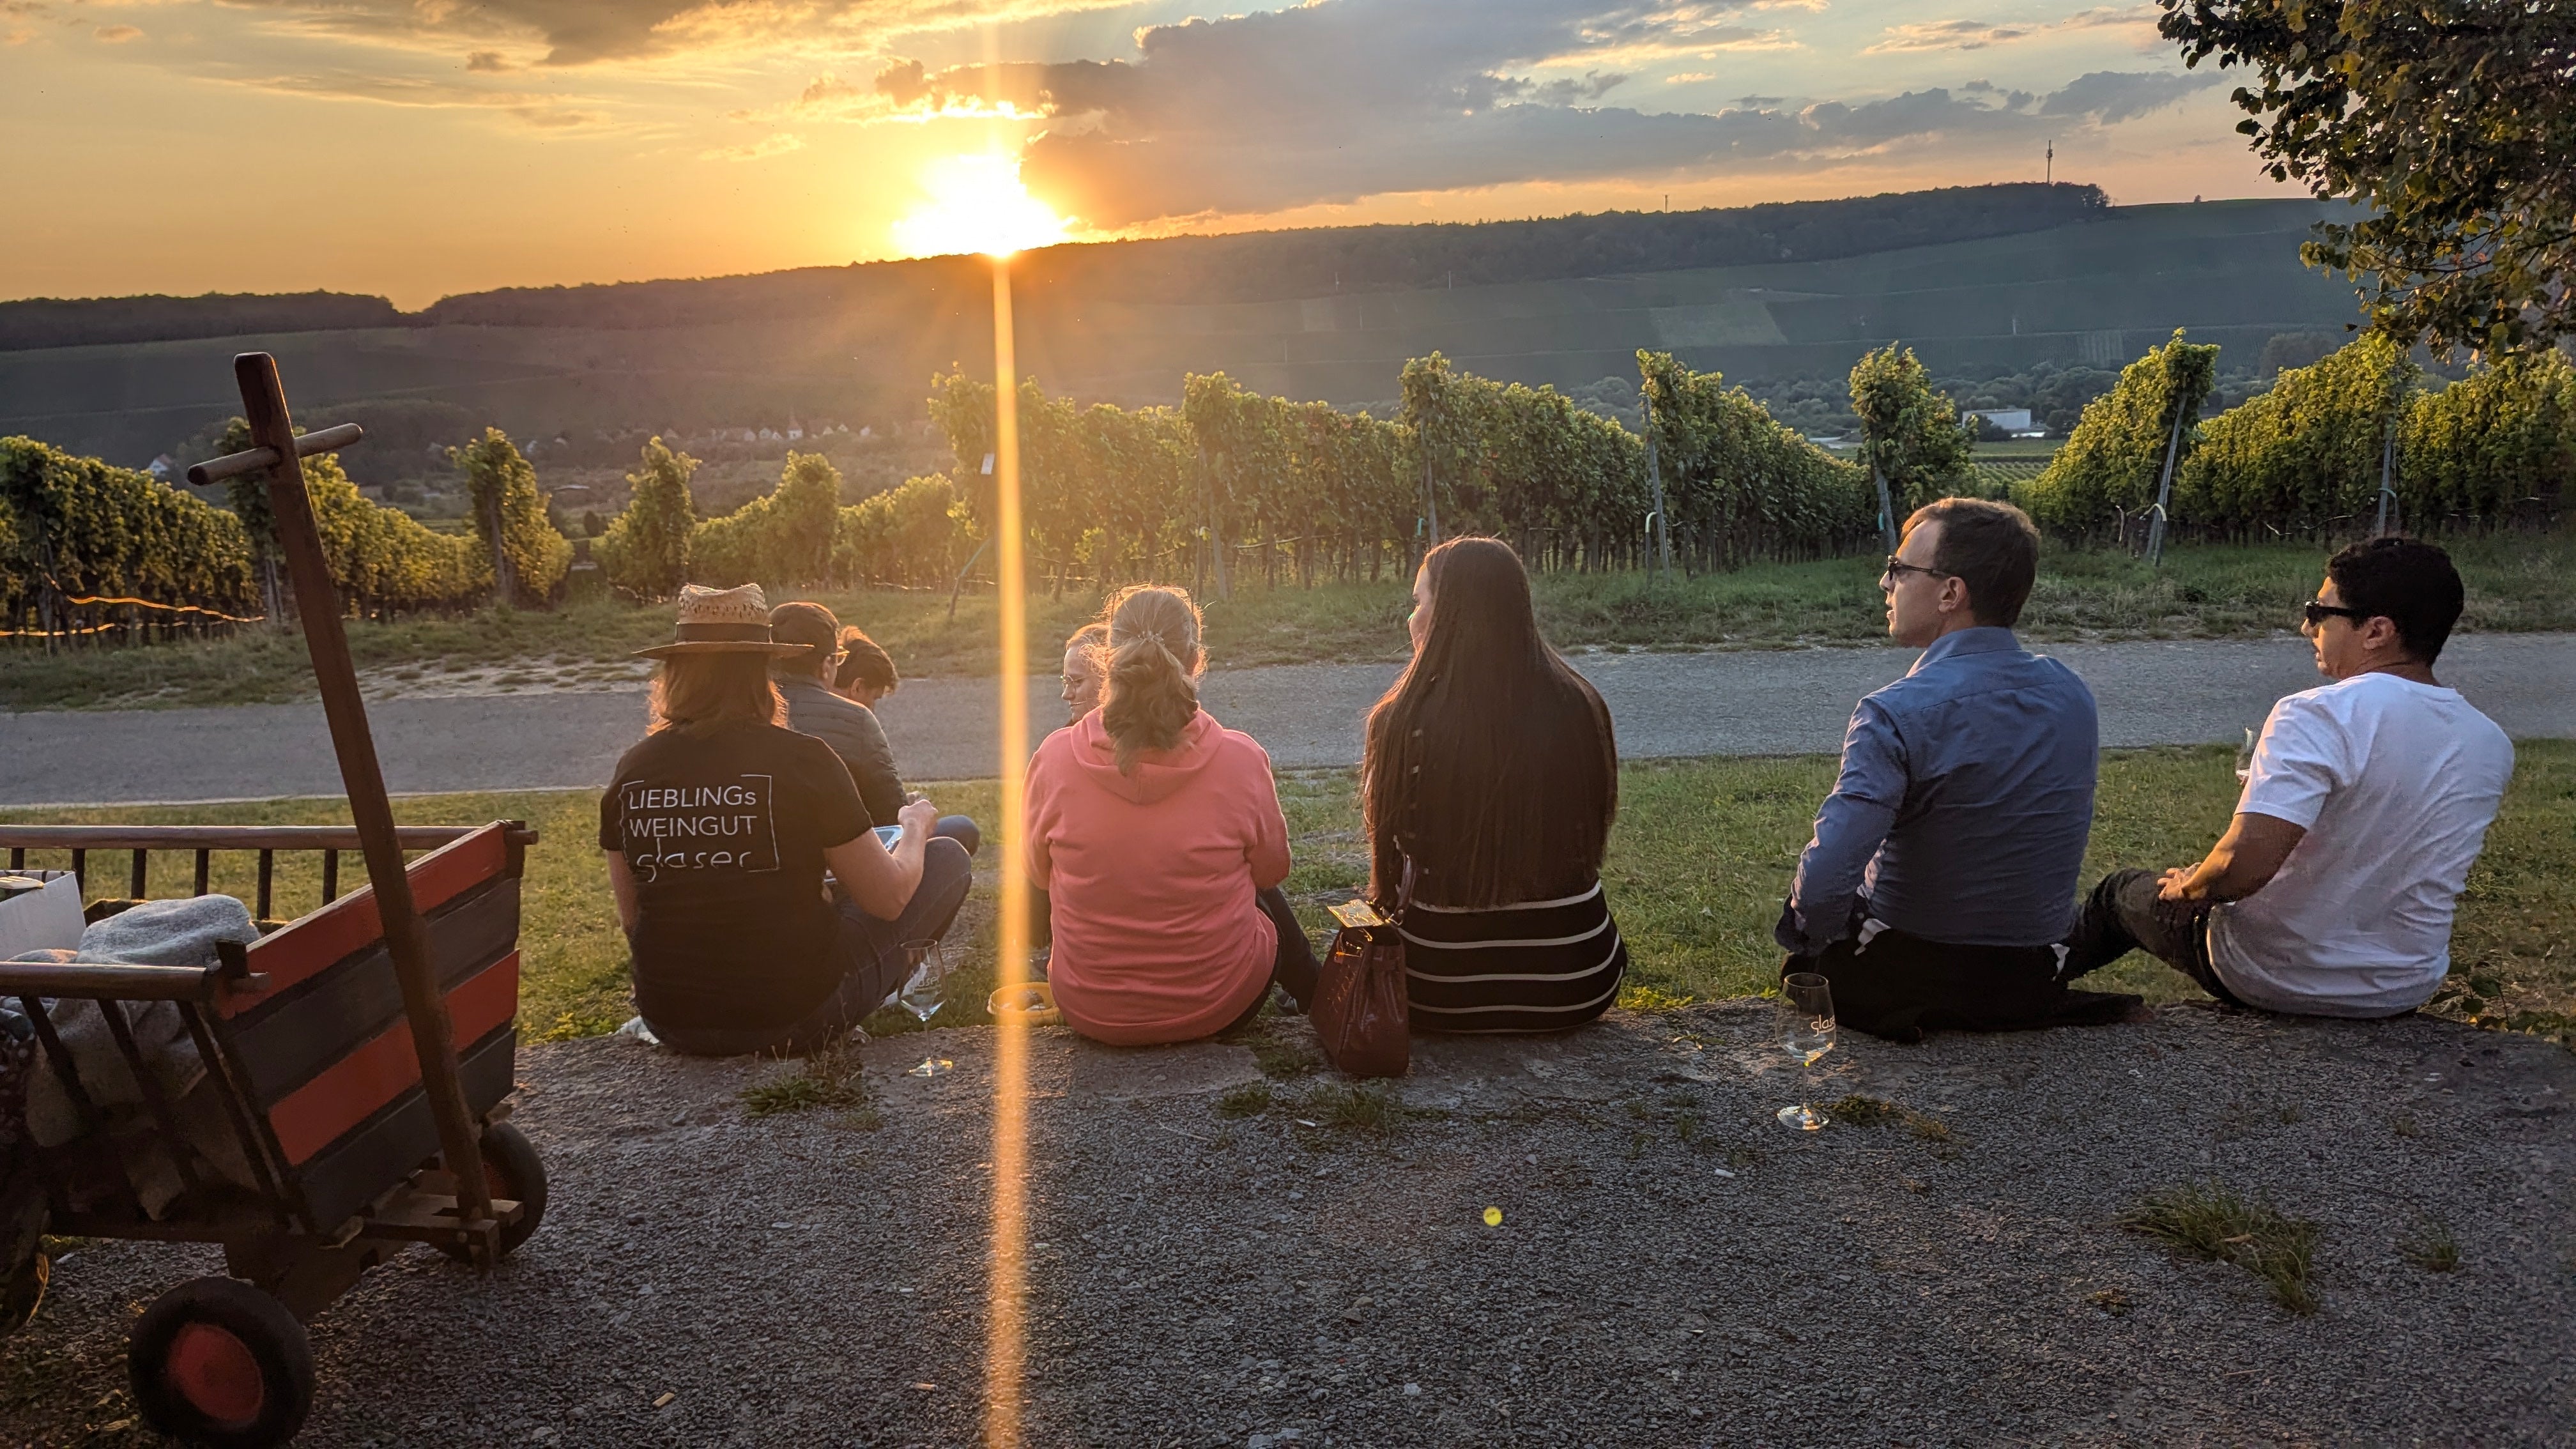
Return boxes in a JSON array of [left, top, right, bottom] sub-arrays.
[[1, 1002, 2567, 1445]]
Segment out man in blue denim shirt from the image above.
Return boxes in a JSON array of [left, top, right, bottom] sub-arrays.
[[1777, 498, 2140, 1040]]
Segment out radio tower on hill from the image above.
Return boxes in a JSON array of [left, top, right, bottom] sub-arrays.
[[2046, 139, 2054, 184]]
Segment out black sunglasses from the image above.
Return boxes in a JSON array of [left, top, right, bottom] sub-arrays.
[[2301, 601, 2372, 627], [1881, 554, 1951, 582]]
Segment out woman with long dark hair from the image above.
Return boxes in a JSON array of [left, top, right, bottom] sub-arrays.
[[1363, 537, 1625, 1031], [1023, 585, 1318, 1044]]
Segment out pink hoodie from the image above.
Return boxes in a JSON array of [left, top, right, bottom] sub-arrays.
[[1025, 709, 1290, 1045]]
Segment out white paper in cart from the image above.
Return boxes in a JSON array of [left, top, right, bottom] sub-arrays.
[[0, 873, 82, 959]]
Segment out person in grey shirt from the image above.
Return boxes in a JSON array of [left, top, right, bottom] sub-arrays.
[[1776, 498, 2136, 1041], [770, 602, 980, 855]]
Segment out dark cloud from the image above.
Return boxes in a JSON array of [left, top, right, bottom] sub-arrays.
[[855, 0, 2220, 226], [2039, 68, 2221, 123]]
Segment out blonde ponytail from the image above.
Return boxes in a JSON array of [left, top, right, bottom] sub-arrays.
[[1095, 585, 1205, 774]]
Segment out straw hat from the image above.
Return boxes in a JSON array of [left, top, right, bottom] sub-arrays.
[[634, 584, 815, 659]]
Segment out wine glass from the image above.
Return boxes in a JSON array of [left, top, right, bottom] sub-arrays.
[[1775, 972, 1836, 1131], [2233, 726, 2258, 784], [895, 938, 953, 1077]]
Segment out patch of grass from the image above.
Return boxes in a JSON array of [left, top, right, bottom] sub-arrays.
[[1824, 1094, 1952, 1140], [1618, 984, 1697, 1013], [2120, 1181, 2321, 1315], [1215, 1082, 1273, 1119], [740, 1035, 876, 1123], [11, 530, 2568, 712], [2399, 1219, 2462, 1273], [1309, 1082, 1401, 1135]]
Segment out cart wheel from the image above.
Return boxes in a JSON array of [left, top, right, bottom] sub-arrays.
[[0, 1252, 45, 1338], [128, 1276, 312, 1448], [0, 1172, 49, 1338], [439, 1121, 546, 1263]]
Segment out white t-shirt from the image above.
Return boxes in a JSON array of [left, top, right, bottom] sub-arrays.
[[2207, 671, 2514, 1016]]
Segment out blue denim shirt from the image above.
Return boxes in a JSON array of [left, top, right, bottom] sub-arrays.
[[1778, 627, 2098, 953]]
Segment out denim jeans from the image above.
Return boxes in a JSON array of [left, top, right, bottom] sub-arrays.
[[877, 816, 982, 855], [653, 836, 976, 1057], [2059, 868, 2243, 1006]]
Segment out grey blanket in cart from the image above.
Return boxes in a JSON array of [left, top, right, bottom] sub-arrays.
[[9, 895, 262, 1214]]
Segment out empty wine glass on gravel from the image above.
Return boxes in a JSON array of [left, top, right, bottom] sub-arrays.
[[896, 938, 953, 1077], [1775, 972, 1836, 1131], [2234, 726, 2258, 784]]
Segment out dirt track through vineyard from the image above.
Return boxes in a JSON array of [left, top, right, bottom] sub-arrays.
[[4, 634, 2572, 806]]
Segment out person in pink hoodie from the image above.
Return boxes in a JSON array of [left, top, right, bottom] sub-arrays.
[[1024, 585, 1318, 1045]]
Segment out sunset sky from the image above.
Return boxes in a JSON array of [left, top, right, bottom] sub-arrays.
[[1, 0, 2300, 308]]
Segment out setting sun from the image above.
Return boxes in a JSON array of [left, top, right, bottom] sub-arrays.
[[891, 152, 1070, 260]]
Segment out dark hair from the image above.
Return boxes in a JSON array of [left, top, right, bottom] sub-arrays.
[[1904, 497, 2041, 627], [2326, 536, 2464, 662], [649, 652, 783, 737], [1096, 585, 1204, 774], [1362, 537, 1616, 907], [767, 601, 839, 680], [834, 627, 898, 694]]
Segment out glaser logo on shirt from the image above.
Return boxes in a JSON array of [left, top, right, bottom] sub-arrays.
[[619, 776, 782, 881]]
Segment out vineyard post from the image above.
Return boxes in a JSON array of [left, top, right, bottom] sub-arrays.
[[2373, 424, 2396, 537], [1870, 461, 1898, 553], [207, 351, 498, 1261], [1421, 454, 1443, 549], [482, 491, 518, 609], [1641, 401, 1671, 580], [2143, 390, 2188, 567]]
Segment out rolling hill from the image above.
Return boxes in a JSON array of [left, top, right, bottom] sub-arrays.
[[0, 187, 2366, 468]]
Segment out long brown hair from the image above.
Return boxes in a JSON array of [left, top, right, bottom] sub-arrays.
[[1362, 537, 1616, 906], [650, 652, 784, 737], [1094, 585, 1204, 774]]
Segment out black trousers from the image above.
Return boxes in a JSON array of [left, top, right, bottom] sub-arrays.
[[1216, 887, 1323, 1035], [2059, 869, 2245, 1006], [1782, 909, 2140, 1044]]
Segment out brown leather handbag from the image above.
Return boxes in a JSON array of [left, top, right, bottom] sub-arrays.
[[1311, 857, 1413, 1078]]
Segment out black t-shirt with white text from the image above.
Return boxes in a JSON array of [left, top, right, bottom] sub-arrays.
[[598, 723, 870, 1031]]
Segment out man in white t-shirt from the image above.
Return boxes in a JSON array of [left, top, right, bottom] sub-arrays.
[[2059, 537, 2514, 1016]]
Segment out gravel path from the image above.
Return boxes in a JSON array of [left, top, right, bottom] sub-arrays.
[[4, 1006, 2567, 1445], [6, 634, 2573, 806]]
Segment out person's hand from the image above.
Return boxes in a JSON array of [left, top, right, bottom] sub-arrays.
[[898, 798, 939, 838], [2155, 866, 2196, 903]]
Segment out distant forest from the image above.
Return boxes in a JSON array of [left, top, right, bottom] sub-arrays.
[[0, 291, 403, 352], [2, 183, 2111, 349]]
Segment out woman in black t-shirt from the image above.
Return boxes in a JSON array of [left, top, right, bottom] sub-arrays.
[[1362, 538, 1626, 1032], [600, 585, 972, 1055]]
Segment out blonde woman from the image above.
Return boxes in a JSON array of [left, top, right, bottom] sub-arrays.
[[1023, 585, 1316, 1044], [601, 585, 972, 1056]]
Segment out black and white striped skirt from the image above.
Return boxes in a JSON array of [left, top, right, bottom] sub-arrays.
[[1400, 881, 1627, 1034]]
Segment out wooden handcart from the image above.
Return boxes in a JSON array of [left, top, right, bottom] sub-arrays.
[[0, 823, 542, 1445], [0, 354, 547, 1445]]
